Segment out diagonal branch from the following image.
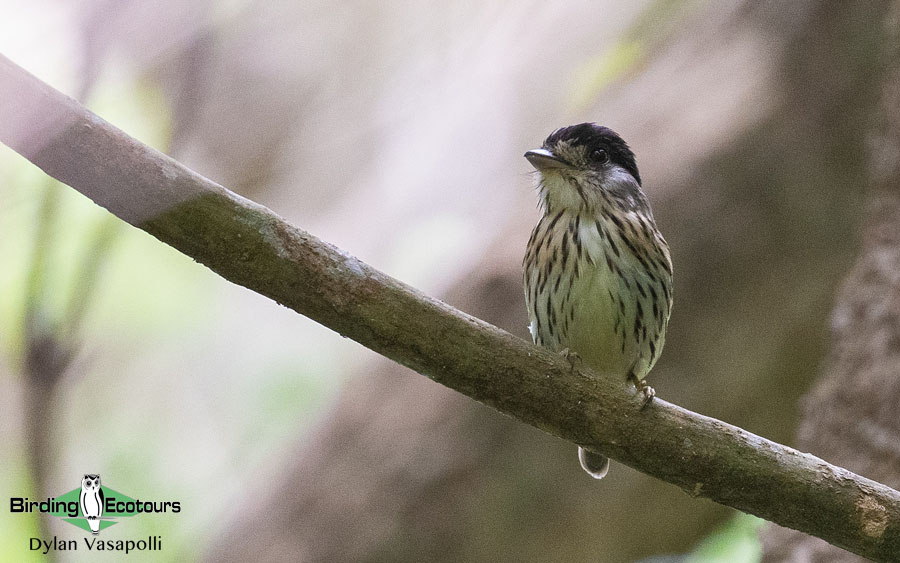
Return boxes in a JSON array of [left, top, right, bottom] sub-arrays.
[[2, 54, 899, 561]]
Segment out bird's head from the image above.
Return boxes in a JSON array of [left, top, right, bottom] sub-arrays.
[[525, 123, 645, 214]]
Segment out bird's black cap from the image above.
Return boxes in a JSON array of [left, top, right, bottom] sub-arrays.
[[544, 123, 641, 186]]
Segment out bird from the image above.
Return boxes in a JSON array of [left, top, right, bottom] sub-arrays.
[[80, 474, 104, 535], [523, 123, 673, 479]]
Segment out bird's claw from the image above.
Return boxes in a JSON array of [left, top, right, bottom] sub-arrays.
[[559, 348, 581, 374], [638, 381, 655, 410], [628, 371, 655, 410]]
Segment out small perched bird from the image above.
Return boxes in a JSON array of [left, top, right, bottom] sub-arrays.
[[523, 123, 673, 479]]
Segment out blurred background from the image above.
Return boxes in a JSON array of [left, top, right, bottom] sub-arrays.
[[0, 1, 893, 561]]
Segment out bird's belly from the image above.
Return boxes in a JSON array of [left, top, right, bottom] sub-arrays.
[[563, 271, 634, 377], [528, 264, 634, 379], [525, 213, 669, 382]]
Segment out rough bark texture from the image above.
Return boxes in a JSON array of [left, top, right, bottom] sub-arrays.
[[762, 3, 900, 561]]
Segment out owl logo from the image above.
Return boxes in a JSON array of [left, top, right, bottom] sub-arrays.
[[80, 474, 104, 535]]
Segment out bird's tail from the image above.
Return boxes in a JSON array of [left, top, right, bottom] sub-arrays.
[[578, 447, 610, 479]]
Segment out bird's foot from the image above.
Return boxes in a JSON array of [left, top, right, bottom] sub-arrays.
[[559, 348, 581, 375], [628, 372, 655, 410]]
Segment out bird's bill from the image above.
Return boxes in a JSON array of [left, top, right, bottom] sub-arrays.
[[524, 148, 575, 171]]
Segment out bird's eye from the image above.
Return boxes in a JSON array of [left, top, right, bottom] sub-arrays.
[[592, 149, 609, 164]]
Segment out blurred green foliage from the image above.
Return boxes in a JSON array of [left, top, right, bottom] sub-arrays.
[[569, 0, 701, 111], [686, 513, 763, 563]]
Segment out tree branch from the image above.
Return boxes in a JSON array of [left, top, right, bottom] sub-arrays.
[[2, 54, 899, 561]]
